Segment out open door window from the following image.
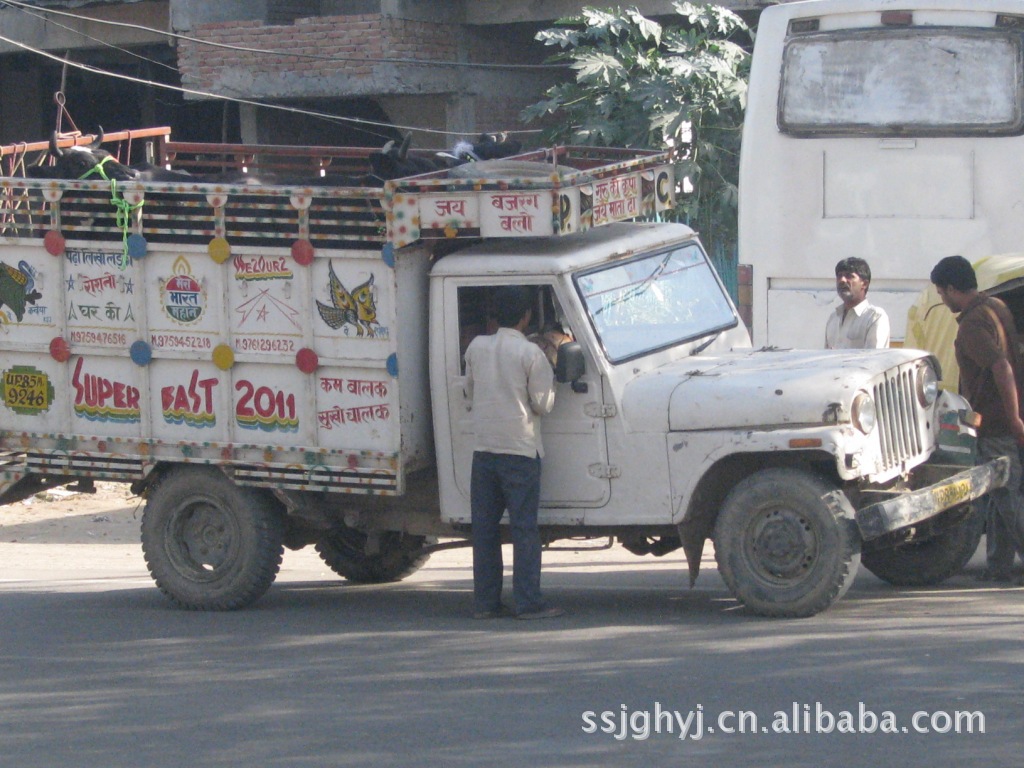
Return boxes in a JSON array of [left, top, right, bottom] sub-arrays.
[[447, 282, 611, 516]]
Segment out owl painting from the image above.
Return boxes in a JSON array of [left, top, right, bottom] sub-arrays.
[[316, 262, 379, 337]]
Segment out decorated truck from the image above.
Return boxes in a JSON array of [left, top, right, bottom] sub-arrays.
[[0, 130, 1006, 617]]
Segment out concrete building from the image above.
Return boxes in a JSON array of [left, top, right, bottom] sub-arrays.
[[0, 0, 780, 148]]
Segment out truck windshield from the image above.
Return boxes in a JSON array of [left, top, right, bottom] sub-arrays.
[[575, 242, 736, 363]]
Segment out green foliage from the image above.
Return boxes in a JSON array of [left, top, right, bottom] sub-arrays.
[[522, 2, 750, 258]]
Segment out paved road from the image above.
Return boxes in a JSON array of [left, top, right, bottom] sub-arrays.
[[0, 512, 1021, 768]]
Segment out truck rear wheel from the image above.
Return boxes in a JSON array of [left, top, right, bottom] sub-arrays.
[[315, 526, 433, 583], [861, 504, 983, 586], [141, 468, 285, 610], [714, 469, 861, 618]]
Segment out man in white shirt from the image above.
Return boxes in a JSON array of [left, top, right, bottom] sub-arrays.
[[825, 257, 890, 349], [463, 286, 562, 620]]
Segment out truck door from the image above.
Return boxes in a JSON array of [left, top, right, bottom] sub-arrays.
[[445, 281, 611, 522]]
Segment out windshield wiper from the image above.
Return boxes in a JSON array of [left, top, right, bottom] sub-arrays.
[[690, 332, 720, 356]]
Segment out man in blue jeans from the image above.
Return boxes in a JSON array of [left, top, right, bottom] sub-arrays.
[[463, 286, 563, 619]]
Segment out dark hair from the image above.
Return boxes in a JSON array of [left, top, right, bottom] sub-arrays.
[[835, 257, 871, 284], [930, 255, 977, 291], [492, 286, 533, 328]]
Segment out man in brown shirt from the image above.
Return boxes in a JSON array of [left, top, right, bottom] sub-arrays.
[[931, 256, 1024, 582]]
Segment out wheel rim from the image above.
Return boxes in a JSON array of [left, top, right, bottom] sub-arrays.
[[166, 498, 240, 581], [744, 506, 819, 584]]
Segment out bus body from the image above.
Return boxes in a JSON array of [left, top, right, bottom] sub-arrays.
[[740, 0, 1024, 347]]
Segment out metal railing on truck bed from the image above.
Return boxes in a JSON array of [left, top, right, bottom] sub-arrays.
[[0, 130, 675, 252]]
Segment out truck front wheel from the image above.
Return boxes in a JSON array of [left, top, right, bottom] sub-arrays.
[[861, 504, 983, 586], [315, 526, 433, 583], [714, 469, 861, 618], [141, 468, 285, 610]]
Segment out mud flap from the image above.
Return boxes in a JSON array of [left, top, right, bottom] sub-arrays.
[[0, 457, 29, 505]]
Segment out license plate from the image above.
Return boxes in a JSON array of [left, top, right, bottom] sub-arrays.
[[931, 478, 972, 510]]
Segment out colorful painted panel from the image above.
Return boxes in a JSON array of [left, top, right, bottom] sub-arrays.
[[148, 360, 228, 441], [148, 252, 224, 354], [65, 248, 138, 349], [315, 367, 398, 452], [0, 246, 59, 345], [0, 354, 61, 431], [418, 194, 480, 239], [228, 250, 307, 357], [407, 163, 675, 243], [310, 257, 394, 362], [68, 354, 143, 437], [229, 362, 313, 446]]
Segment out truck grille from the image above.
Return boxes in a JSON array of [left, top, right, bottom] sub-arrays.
[[874, 365, 925, 472]]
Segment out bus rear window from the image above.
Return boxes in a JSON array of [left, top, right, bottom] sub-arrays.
[[779, 29, 1024, 136]]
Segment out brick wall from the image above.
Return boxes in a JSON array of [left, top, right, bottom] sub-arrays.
[[178, 14, 458, 92], [175, 12, 561, 142]]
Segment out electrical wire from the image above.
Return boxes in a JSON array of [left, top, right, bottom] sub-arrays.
[[0, 32, 547, 141], [6, 0, 179, 72], [0, 0, 566, 71], [0, 0, 552, 139], [0, 30, 452, 139]]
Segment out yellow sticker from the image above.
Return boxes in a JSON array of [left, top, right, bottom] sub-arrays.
[[931, 478, 971, 510]]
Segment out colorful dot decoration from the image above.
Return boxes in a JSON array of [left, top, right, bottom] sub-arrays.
[[49, 337, 70, 362], [126, 234, 148, 259], [130, 340, 152, 366], [291, 239, 315, 266], [295, 347, 319, 374], [43, 230, 65, 256], [212, 344, 235, 370], [208, 237, 231, 264]]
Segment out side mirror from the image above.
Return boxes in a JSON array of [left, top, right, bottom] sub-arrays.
[[555, 341, 587, 392]]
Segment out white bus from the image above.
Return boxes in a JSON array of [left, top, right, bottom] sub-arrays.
[[739, 0, 1024, 347]]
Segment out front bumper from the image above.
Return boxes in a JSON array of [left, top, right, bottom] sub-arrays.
[[855, 457, 1009, 541]]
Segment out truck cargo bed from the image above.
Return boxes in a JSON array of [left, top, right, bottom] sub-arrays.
[[0, 130, 673, 497]]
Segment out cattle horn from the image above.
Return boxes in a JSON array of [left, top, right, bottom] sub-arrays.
[[398, 133, 412, 160], [50, 131, 65, 158], [89, 126, 104, 149]]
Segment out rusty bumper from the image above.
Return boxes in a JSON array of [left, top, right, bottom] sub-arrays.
[[855, 456, 1009, 541]]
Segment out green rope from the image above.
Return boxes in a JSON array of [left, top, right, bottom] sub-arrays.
[[108, 178, 143, 269], [78, 155, 114, 182], [77, 159, 142, 268]]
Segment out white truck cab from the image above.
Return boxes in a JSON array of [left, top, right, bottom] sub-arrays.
[[420, 220, 1005, 616]]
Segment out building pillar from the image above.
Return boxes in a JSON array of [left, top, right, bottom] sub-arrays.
[[238, 103, 260, 145]]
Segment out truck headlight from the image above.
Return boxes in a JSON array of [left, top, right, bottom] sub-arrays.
[[852, 391, 876, 434], [916, 363, 939, 407]]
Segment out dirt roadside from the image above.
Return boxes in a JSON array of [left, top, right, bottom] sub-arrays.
[[0, 481, 144, 546]]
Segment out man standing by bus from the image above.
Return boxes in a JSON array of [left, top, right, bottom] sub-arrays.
[[931, 255, 1024, 584], [825, 258, 891, 349]]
